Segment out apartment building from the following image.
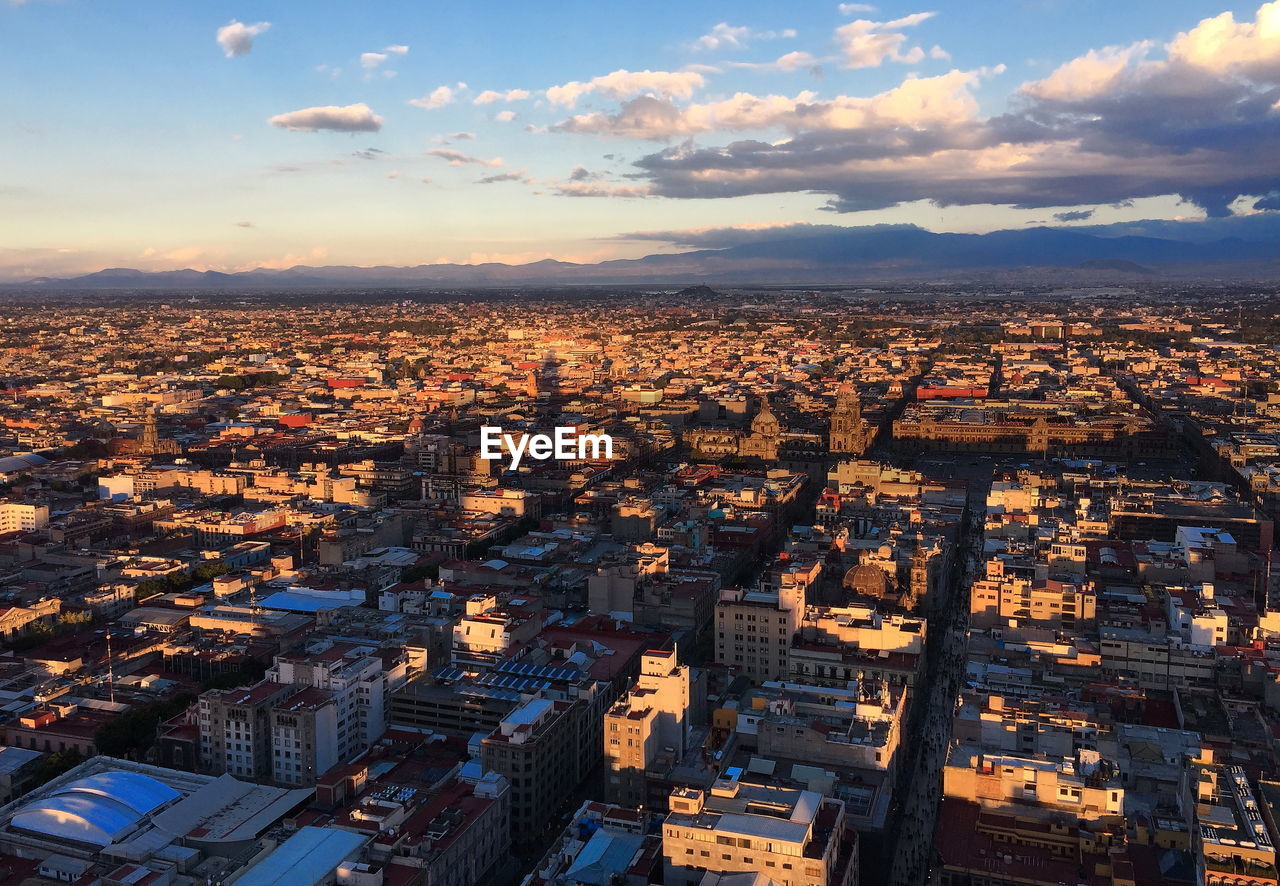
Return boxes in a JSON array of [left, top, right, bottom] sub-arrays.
[[267, 640, 387, 764], [269, 686, 340, 786], [970, 556, 1097, 630], [451, 594, 542, 669], [604, 647, 694, 806], [199, 681, 296, 780], [662, 779, 858, 886], [715, 587, 803, 683], [1198, 760, 1277, 885], [752, 679, 906, 776], [0, 502, 49, 534], [481, 697, 582, 846]]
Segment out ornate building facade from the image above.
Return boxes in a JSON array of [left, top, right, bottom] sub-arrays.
[[829, 384, 874, 455]]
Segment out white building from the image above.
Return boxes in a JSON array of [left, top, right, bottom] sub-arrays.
[[0, 502, 49, 534]]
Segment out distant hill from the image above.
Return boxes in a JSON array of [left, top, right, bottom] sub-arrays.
[[1074, 258, 1154, 274], [674, 284, 721, 300], [9, 224, 1280, 289]]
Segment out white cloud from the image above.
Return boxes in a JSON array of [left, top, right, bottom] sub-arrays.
[[623, 0, 1280, 218], [216, 20, 270, 58], [834, 11, 937, 68], [692, 22, 798, 51], [410, 83, 466, 110], [551, 180, 651, 198], [1021, 42, 1151, 101], [838, 3, 877, 13], [1166, 1, 1280, 78], [695, 23, 750, 50], [730, 51, 823, 72], [495, 110, 517, 122], [474, 88, 532, 104], [554, 68, 988, 138], [361, 44, 410, 72], [268, 103, 383, 132], [1023, 2, 1280, 105], [546, 69, 706, 107], [426, 149, 504, 167]]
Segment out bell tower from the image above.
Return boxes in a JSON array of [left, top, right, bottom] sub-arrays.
[[830, 384, 870, 454]]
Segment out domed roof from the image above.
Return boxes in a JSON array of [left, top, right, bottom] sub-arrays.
[[842, 563, 891, 597], [10, 770, 180, 847]]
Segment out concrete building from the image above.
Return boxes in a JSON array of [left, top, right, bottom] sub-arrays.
[[969, 556, 1097, 630], [269, 687, 339, 787], [662, 779, 858, 886], [0, 502, 50, 534], [481, 697, 583, 846], [267, 640, 387, 765], [604, 647, 694, 807], [199, 681, 298, 780], [715, 588, 803, 684]]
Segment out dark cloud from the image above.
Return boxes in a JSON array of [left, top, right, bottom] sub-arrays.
[[601, 5, 1280, 216], [1053, 210, 1094, 222], [475, 171, 527, 184]]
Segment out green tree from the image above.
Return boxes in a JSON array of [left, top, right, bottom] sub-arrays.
[[94, 694, 195, 759], [31, 748, 84, 787]]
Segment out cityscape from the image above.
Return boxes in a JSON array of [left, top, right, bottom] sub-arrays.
[[6, 2, 1280, 886]]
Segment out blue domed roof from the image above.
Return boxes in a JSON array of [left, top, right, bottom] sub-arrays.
[[10, 770, 180, 847]]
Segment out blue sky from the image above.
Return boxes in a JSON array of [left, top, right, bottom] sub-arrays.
[[3, 0, 1279, 279]]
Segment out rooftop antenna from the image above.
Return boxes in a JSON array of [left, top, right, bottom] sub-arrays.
[[105, 629, 116, 704]]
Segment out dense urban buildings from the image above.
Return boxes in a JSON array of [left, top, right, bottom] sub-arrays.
[[2, 284, 1280, 886]]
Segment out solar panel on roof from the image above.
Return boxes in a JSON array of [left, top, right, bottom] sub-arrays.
[[495, 659, 580, 682]]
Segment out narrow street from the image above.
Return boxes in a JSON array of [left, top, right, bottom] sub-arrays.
[[886, 457, 991, 886]]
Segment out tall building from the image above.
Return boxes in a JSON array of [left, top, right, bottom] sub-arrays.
[[267, 640, 387, 764], [604, 647, 695, 806], [481, 697, 582, 846], [200, 641, 387, 786], [634, 647, 692, 756], [0, 502, 50, 534], [199, 681, 297, 780], [604, 696, 659, 808], [662, 780, 859, 886], [715, 587, 805, 683], [269, 687, 340, 786]]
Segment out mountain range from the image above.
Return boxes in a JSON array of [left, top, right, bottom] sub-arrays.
[[10, 223, 1280, 289]]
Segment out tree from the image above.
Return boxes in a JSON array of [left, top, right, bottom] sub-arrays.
[[192, 560, 229, 582], [94, 694, 195, 759], [400, 563, 439, 584], [31, 748, 84, 787]]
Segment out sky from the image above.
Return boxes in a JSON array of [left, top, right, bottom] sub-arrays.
[[2, 0, 1280, 280]]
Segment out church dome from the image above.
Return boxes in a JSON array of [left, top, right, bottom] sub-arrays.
[[842, 563, 891, 598]]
